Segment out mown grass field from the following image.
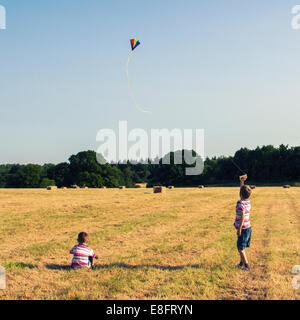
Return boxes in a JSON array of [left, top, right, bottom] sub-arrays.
[[0, 187, 300, 300]]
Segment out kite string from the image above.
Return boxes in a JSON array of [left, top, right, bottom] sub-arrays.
[[230, 158, 246, 175], [126, 53, 153, 116]]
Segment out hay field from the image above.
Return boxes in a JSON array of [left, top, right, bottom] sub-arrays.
[[0, 187, 300, 300]]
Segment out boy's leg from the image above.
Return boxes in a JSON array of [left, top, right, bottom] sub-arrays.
[[237, 228, 251, 268], [237, 235, 245, 266], [238, 250, 244, 265], [238, 249, 248, 265], [88, 257, 94, 267]]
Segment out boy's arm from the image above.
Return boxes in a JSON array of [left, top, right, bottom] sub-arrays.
[[240, 176, 246, 187], [91, 250, 99, 259], [237, 212, 245, 236]]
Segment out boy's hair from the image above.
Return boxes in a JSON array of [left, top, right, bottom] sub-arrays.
[[77, 232, 89, 244], [240, 185, 252, 199]]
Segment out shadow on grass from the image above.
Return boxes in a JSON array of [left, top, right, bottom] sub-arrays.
[[46, 263, 208, 271], [5, 262, 38, 270], [46, 264, 71, 270], [94, 263, 205, 271]]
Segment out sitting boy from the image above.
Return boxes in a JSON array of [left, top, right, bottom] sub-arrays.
[[70, 232, 98, 269]]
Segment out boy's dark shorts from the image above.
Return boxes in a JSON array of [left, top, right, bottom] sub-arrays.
[[237, 227, 252, 250]]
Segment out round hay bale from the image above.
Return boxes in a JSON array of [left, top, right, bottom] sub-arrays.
[[46, 186, 57, 191], [168, 186, 174, 189], [198, 185, 205, 189], [283, 185, 291, 189], [153, 186, 165, 193], [101, 186, 107, 189], [60, 187, 67, 190], [119, 186, 126, 190], [70, 185, 80, 189]]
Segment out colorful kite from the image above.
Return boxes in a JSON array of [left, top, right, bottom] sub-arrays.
[[130, 38, 141, 51], [126, 38, 153, 116]]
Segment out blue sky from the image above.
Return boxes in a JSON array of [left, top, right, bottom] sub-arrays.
[[0, 0, 300, 164]]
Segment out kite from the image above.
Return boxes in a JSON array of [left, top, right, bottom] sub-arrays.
[[126, 38, 153, 116], [130, 38, 141, 51]]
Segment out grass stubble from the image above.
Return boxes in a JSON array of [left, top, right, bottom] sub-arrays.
[[0, 187, 299, 300]]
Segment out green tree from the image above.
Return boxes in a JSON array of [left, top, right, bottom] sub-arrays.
[[40, 178, 56, 188], [6, 164, 43, 188]]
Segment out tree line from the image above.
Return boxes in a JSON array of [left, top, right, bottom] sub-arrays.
[[0, 145, 299, 188]]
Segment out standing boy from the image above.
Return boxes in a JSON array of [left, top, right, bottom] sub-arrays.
[[234, 176, 252, 271]]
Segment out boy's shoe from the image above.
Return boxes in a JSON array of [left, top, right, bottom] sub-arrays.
[[242, 264, 250, 271], [236, 262, 244, 268]]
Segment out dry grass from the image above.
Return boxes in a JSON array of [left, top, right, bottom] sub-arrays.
[[0, 187, 300, 300]]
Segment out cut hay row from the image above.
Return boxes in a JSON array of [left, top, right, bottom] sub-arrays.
[[46, 185, 295, 191]]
